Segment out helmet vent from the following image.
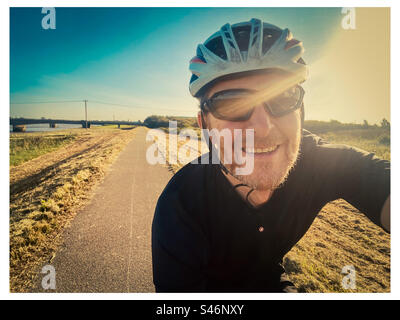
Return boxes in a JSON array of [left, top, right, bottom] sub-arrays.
[[232, 25, 251, 53], [189, 74, 199, 84], [205, 36, 227, 60], [261, 28, 282, 54]]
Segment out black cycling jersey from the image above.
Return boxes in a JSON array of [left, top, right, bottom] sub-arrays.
[[151, 129, 390, 292]]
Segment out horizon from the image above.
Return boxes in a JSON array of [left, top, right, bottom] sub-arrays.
[[9, 115, 391, 127]]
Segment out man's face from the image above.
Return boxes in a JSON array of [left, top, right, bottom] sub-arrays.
[[200, 72, 302, 191]]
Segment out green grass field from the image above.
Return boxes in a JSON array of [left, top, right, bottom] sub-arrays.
[[9, 125, 136, 167], [10, 134, 76, 166], [318, 128, 390, 160]]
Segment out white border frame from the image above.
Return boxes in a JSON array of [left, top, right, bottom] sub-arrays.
[[2, 0, 397, 300]]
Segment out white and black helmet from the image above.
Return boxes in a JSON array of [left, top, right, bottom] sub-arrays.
[[189, 18, 308, 98]]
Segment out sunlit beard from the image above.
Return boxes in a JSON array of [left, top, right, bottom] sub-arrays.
[[223, 133, 301, 191]]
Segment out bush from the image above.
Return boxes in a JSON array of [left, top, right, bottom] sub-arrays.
[[379, 136, 390, 145], [143, 115, 197, 129]]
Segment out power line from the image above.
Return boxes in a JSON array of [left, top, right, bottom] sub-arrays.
[[10, 100, 83, 104], [10, 99, 187, 113], [89, 100, 185, 112], [89, 100, 147, 109]]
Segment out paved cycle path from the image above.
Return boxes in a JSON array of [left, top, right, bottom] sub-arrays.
[[33, 127, 172, 292]]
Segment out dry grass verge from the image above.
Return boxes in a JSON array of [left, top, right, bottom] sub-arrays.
[[10, 127, 137, 292], [284, 200, 390, 292]]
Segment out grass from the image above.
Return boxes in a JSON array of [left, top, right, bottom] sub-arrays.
[[10, 134, 76, 166], [95, 124, 136, 129], [9, 127, 137, 292], [318, 128, 390, 160], [283, 199, 390, 292]]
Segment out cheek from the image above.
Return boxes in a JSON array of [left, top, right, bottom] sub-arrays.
[[208, 117, 242, 138], [205, 117, 236, 149], [277, 110, 301, 140], [214, 118, 244, 132]]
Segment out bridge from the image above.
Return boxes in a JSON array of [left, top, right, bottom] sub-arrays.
[[10, 118, 140, 132]]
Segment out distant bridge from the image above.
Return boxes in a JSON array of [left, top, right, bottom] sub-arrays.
[[10, 118, 140, 132]]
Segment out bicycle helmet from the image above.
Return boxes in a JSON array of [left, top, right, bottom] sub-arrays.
[[189, 18, 308, 98]]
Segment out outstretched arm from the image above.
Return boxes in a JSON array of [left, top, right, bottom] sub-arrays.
[[311, 138, 390, 232]]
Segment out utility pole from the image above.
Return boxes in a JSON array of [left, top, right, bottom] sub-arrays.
[[84, 99, 88, 129]]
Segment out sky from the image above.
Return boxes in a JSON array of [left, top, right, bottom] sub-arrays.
[[10, 7, 390, 124]]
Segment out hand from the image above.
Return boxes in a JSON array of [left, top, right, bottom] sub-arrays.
[[380, 195, 390, 233]]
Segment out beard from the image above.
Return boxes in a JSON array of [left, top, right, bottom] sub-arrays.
[[222, 128, 302, 191]]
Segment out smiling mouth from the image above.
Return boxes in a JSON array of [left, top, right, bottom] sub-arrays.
[[244, 145, 280, 154]]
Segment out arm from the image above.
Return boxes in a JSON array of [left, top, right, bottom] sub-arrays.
[[315, 141, 390, 232]]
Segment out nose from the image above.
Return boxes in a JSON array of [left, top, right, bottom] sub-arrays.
[[245, 105, 274, 137]]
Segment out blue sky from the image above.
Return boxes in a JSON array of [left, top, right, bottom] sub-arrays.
[[11, 7, 388, 123]]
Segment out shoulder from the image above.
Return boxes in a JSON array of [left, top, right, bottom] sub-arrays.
[[298, 129, 389, 175], [152, 155, 212, 245], [300, 128, 340, 154], [301, 128, 387, 160], [154, 154, 214, 224], [157, 154, 211, 204], [298, 129, 333, 168]]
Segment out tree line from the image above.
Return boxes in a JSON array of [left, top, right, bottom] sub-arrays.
[[143, 115, 390, 133]]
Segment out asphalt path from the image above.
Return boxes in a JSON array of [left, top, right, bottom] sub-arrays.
[[33, 127, 172, 292]]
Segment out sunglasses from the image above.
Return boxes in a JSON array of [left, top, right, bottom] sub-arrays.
[[201, 85, 304, 121]]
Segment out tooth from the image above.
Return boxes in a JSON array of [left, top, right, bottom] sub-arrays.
[[246, 146, 279, 153]]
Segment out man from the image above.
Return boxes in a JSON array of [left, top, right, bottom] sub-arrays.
[[151, 18, 390, 292]]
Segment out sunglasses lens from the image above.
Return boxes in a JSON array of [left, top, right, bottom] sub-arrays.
[[266, 86, 302, 116], [206, 86, 303, 121], [209, 91, 254, 121]]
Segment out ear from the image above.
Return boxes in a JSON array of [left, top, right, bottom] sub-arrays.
[[197, 111, 203, 129]]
